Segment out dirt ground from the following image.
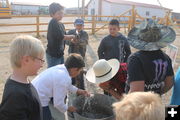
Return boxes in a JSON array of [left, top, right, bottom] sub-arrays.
[[0, 17, 180, 106]]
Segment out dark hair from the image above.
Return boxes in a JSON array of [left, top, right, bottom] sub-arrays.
[[49, 2, 64, 16], [109, 19, 119, 27], [65, 53, 85, 69]]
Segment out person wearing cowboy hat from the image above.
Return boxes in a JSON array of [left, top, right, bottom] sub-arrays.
[[86, 59, 127, 100], [125, 18, 176, 95]]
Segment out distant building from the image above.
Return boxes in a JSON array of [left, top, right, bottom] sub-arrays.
[[86, 0, 171, 20], [11, 2, 48, 15], [172, 12, 180, 20], [171, 12, 180, 23], [65, 7, 88, 15]]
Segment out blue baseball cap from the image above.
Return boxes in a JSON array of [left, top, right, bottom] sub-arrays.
[[74, 19, 84, 25]]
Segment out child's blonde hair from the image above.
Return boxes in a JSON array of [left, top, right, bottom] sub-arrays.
[[113, 92, 165, 120], [10, 35, 45, 69]]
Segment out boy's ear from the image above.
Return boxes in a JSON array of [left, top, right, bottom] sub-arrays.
[[21, 56, 31, 65], [23, 55, 28, 61]]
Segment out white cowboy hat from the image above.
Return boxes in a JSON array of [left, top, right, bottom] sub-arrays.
[[86, 59, 119, 84]]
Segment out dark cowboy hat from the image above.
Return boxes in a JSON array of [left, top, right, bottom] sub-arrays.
[[128, 19, 176, 51]]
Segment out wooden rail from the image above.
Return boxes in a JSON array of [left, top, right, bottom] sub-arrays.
[[0, 8, 180, 36]]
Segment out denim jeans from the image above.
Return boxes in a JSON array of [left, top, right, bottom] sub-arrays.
[[46, 53, 64, 68], [42, 106, 52, 120]]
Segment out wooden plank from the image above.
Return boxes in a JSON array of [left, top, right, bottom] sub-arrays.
[[0, 23, 37, 26], [0, 31, 37, 34], [36, 16, 40, 37]]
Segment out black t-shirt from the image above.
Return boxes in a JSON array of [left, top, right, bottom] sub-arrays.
[[46, 18, 66, 58], [0, 78, 42, 120], [97, 33, 131, 62], [125, 50, 174, 94]]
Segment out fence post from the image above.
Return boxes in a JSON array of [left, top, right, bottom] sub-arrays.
[[165, 11, 171, 26], [36, 16, 40, 37], [131, 5, 136, 29], [128, 16, 131, 32], [92, 15, 95, 34]]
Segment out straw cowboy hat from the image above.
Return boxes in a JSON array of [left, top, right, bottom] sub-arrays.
[[86, 59, 119, 84], [128, 18, 176, 51]]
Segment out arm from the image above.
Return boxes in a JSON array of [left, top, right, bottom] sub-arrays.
[[76, 89, 90, 96], [52, 22, 75, 41], [161, 56, 174, 94], [79, 31, 89, 45], [53, 76, 78, 113], [54, 77, 78, 113], [68, 84, 78, 94], [124, 40, 131, 62], [161, 76, 174, 94], [53, 82, 69, 113], [85, 32, 89, 44], [99, 83, 122, 100], [127, 55, 145, 93], [53, 84, 77, 113], [97, 39, 105, 59], [68, 84, 89, 97], [51, 20, 65, 41], [129, 81, 145, 93], [63, 35, 75, 41]]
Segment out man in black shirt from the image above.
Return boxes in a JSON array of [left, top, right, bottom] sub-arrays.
[[0, 35, 45, 120], [126, 19, 176, 95], [98, 19, 131, 63]]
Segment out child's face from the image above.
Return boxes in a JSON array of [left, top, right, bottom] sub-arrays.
[[75, 24, 84, 31], [52, 10, 64, 21], [70, 68, 83, 78], [108, 25, 120, 37], [22, 55, 44, 76]]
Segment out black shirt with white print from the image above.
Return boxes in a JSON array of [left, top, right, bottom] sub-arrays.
[[125, 50, 174, 95]]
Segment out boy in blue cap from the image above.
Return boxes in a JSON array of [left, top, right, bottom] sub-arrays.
[[66, 19, 89, 89], [67, 19, 89, 59]]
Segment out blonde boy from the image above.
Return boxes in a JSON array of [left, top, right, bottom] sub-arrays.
[[0, 35, 45, 120], [113, 92, 165, 120]]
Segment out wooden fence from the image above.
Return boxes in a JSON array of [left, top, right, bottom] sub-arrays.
[[0, 7, 180, 37]]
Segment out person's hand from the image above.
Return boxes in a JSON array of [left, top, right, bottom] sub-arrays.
[[77, 89, 90, 97], [69, 35, 75, 39], [68, 106, 77, 112], [71, 38, 77, 43]]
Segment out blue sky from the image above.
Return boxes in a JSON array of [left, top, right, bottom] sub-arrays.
[[9, 0, 180, 13]]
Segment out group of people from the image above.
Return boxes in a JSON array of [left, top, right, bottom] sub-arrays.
[[0, 2, 179, 120]]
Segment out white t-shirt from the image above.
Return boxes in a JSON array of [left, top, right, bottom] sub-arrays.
[[32, 64, 78, 113]]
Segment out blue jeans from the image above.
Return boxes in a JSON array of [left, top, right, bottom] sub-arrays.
[[46, 53, 64, 68], [42, 106, 52, 120]]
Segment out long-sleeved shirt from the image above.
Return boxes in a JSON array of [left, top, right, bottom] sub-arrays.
[[66, 29, 89, 58], [67, 29, 89, 46], [0, 78, 42, 120], [46, 18, 66, 58], [32, 64, 78, 113], [98, 33, 131, 62]]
